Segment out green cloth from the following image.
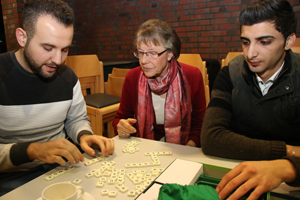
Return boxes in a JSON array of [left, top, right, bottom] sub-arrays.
[[158, 184, 220, 200]]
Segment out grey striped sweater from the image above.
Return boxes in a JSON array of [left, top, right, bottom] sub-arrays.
[[0, 51, 92, 172]]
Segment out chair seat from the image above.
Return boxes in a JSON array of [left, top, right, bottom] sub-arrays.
[[84, 93, 120, 108]]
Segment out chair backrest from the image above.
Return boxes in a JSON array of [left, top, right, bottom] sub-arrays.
[[291, 46, 300, 54], [111, 68, 131, 78], [105, 75, 125, 97], [65, 55, 104, 96], [177, 53, 210, 106], [293, 38, 300, 47], [177, 54, 208, 85], [221, 52, 243, 68]]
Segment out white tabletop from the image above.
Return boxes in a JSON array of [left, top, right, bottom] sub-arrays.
[[1, 136, 299, 200]]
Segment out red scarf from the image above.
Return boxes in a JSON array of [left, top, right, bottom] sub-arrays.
[[137, 60, 191, 145]]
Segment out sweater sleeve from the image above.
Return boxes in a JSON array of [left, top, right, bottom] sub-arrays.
[[0, 143, 17, 171], [185, 65, 206, 147], [64, 80, 93, 143], [113, 69, 139, 134], [284, 156, 300, 187], [201, 66, 286, 160]]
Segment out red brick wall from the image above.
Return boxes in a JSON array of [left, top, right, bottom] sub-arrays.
[[2, 0, 300, 63], [1, 0, 23, 51], [65, 0, 300, 62]]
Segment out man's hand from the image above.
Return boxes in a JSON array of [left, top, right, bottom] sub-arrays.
[[80, 134, 114, 157], [27, 138, 84, 166], [216, 160, 297, 200], [286, 145, 300, 156]]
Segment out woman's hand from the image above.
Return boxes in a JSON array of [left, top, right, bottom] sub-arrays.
[[117, 118, 137, 138], [186, 140, 196, 147]]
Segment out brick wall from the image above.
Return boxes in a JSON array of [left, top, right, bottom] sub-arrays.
[[66, 0, 300, 62], [2, 0, 300, 63], [1, 0, 23, 51]]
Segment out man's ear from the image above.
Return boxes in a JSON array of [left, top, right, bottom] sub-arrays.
[[16, 28, 28, 47], [285, 33, 296, 50]]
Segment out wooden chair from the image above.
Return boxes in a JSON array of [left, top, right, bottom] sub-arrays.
[[177, 54, 210, 107], [221, 52, 243, 68], [111, 68, 131, 78], [104, 67, 130, 97], [292, 38, 300, 47], [291, 47, 300, 54], [65, 55, 120, 138], [105, 75, 125, 97]]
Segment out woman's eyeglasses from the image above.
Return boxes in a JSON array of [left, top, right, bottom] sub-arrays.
[[133, 49, 168, 59]]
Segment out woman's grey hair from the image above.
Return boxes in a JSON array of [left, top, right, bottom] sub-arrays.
[[134, 19, 181, 59]]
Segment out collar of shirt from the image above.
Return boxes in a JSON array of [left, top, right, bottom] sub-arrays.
[[256, 61, 285, 96]]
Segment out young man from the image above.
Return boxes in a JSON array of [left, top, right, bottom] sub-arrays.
[[0, 0, 114, 195], [201, 0, 300, 198]]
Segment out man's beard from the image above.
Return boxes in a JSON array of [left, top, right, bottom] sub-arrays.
[[23, 45, 59, 79]]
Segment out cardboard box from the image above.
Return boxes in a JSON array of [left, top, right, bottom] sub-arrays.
[[135, 158, 203, 200]]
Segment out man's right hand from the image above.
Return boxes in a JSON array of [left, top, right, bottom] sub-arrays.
[[27, 138, 84, 166]]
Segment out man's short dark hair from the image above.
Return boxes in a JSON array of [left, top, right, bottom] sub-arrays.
[[21, 0, 74, 40], [239, 0, 297, 40]]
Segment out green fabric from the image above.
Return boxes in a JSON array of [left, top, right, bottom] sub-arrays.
[[158, 184, 220, 200]]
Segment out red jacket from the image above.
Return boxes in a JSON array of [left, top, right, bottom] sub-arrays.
[[113, 62, 206, 147]]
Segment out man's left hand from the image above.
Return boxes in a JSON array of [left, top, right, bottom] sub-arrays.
[[216, 160, 297, 200], [80, 135, 114, 157]]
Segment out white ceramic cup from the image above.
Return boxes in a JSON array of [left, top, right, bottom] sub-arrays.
[[42, 182, 84, 200]]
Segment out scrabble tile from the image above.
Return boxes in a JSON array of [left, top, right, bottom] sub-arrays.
[[108, 161, 116, 165], [104, 171, 111, 176], [107, 166, 114, 171], [51, 172, 59, 178], [128, 190, 136, 197], [73, 179, 82, 185], [115, 183, 123, 189], [96, 182, 105, 188], [84, 161, 92, 166], [135, 185, 142, 190], [116, 178, 124, 184], [133, 179, 141, 185], [119, 186, 128, 193], [101, 189, 109, 196], [67, 166, 76, 171], [108, 191, 117, 197], [140, 177, 146, 182], [110, 175, 117, 180], [57, 170, 65, 176], [94, 172, 102, 178], [108, 179, 116, 185], [99, 177, 107, 182], [125, 163, 131, 168], [136, 189, 143, 195], [44, 175, 54, 181], [85, 172, 94, 178], [101, 161, 108, 165]]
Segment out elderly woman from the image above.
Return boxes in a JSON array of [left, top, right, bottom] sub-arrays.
[[112, 19, 206, 147]]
